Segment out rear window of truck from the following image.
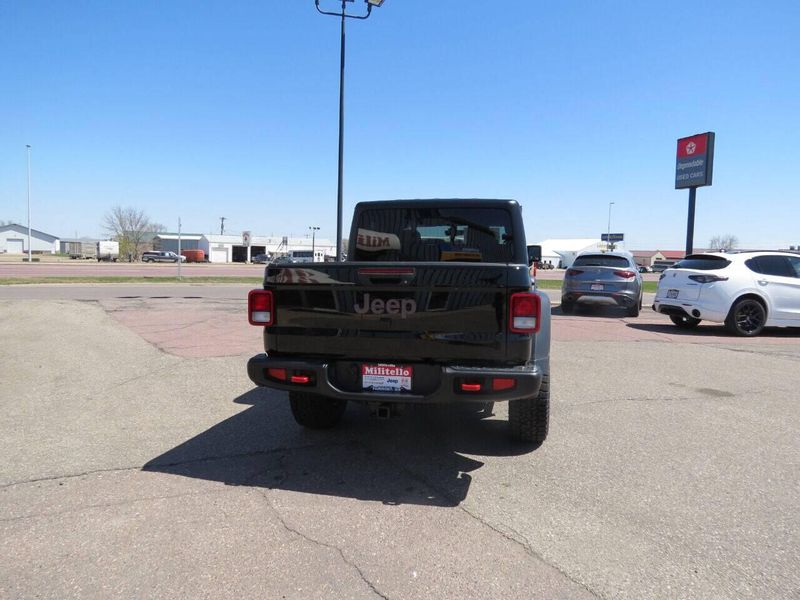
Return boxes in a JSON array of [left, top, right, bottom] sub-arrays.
[[352, 207, 516, 263]]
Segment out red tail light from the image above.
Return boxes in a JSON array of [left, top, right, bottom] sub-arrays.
[[613, 270, 636, 279], [566, 268, 584, 276], [509, 292, 541, 333], [248, 290, 274, 326]]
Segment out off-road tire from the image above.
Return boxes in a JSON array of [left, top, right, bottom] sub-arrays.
[[725, 297, 766, 337], [670, 314, 701, 329], [289, 392, 347, 429], [509, 374, 549, 444]]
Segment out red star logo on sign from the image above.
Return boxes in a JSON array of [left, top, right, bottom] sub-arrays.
[[685, 141, 697, 155]]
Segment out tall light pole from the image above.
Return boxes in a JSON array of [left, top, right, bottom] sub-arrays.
[[26, 145, 32, 263], [315, 0, 386, 261], [606, 202, 615, 252], [309, 226, 320, 259]]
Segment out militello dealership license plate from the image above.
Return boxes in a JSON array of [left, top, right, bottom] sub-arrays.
[[361, 364, 412, 392]]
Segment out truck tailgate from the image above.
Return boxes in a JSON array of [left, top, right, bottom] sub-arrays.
[[264, 262, 532, 365]]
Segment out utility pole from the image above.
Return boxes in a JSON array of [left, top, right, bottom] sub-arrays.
[[26, 145, 32, 263], [219, 217, 226, 235], [177, 217, 182, 280], [606, 202, 615, 252]]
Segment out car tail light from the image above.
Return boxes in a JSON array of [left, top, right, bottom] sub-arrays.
[[509, 292, 540, 333], [492, 378, 516, 391], [248, 290, 274, 326], [613, 270, 636, 279], [566, 268, 583, 276], [688, 274, 729, 283]]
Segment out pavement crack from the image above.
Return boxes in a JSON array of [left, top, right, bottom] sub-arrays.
[[252, 485, 390, 600]]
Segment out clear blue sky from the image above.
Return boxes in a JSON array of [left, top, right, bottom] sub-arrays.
[[2, 1, 798, 249]]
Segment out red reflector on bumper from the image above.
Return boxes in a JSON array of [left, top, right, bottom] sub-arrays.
[[492, 378, 516, 391], [460, 383, 482, 392], [266, 368, 287, 381], [290, 375, 310, 384]]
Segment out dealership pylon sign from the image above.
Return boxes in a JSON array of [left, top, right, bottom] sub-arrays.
[[675, 131, 715, 256], [675, 132, 715, 189]]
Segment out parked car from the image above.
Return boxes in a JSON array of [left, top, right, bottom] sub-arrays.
[[653, 251, 800, 336], [638, 265, 652, 273], [142, 251, 186, 263], [561, 251, 643, 316], [252, 254, 270, 264]]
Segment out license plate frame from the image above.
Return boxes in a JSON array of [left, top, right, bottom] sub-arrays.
[[667, 289, 679, 299], [361, 364, 413, 393], [590, 284, 604, 291]]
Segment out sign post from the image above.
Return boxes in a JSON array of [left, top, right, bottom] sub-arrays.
[[675, 132, 715, 256], [242, 231, 252, 263]]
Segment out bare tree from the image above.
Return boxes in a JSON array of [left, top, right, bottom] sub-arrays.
[[708, 234, 739, 251], [104, 206, 159, 260]]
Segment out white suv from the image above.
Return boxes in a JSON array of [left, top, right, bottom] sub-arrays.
[[653, 251, 800, 336]]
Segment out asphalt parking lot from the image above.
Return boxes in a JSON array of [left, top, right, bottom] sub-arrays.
[[1, 284, 799, 599]]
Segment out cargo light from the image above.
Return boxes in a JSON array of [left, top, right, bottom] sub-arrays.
[[248, 290, 274, 326], [509, 292, 541, 334]]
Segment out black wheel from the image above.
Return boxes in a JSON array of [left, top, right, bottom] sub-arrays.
[[670, 314, 701, 329], [725, 298, 766, 337], [560, 300, 573, 314], [626, 300, 640, 317], [289, 391, 347, 429], [509, 374, 549, 444]]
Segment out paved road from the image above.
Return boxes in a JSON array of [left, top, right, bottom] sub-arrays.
[[1, 285, 798, 599]]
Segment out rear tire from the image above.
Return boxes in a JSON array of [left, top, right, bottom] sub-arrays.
[[509, 374, 549, 444], [626, 300, 640, 317], [560, 300, 573, 314], [670, 314, 700, 329], [289, 391, 347, 429], [725, 298, 766, 337]]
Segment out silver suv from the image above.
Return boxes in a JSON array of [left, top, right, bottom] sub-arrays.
[[561, 251, 644, 316], [142, 251, 186, 263]]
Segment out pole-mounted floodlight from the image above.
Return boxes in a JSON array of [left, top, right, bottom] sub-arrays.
[[309, 225, 320, 259], [315, 0, 386, 261]]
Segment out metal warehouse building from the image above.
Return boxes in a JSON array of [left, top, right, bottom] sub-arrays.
[[199, 234, 336, 263], [0, 224, 59, 254]]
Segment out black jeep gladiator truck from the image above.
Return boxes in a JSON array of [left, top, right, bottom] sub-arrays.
[[247, 199, 551, 443]]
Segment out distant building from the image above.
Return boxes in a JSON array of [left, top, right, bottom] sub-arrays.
[[532, 239, 602, 269], [0, 224, 59, 254], [153, 233, 203, 254], [198, 234, 336, 263], [631, 250, 686, 268]]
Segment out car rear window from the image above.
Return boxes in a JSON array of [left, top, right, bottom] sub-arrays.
[[572, 254, 630, 268], [674, 255, 731, 270], [352, 207, 515, 263]]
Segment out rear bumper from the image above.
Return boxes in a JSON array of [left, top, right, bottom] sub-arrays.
[[562, 289, 639, 307], [247, 354, 543, 404], [653, 300, 727, 323]]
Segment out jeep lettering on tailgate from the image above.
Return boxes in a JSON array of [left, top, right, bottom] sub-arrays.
[[353, 293, 417, 318]]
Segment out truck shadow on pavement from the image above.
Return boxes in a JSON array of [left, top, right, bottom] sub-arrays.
[[143, 388, 537, 507]]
